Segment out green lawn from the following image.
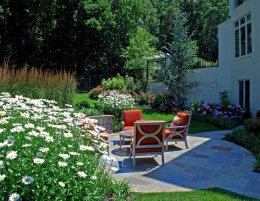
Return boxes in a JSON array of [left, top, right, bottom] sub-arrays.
[[132, 188, 257, 201], [73, 92, 90, 104], [135, 106, 220, 134]]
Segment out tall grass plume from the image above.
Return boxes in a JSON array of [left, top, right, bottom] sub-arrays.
[[0, 62, 76, 106]]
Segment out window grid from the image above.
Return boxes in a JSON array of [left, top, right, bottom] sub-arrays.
[[234, 13, 252, 58]]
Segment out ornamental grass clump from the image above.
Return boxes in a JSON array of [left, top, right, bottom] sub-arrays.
[[0, 92, 129, 200], [98, 90, 135, 120], [0, 63, 76, 106]]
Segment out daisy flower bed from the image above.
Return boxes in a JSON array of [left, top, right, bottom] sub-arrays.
[[0, 93, 128, 200]]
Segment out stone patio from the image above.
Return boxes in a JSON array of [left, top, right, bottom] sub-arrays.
[[109, 130, 260, 199]]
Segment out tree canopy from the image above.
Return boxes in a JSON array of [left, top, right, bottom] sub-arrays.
[[0, 0, 228, 74]]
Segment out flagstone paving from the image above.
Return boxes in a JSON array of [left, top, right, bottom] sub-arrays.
[[109, 130, 260, 199]]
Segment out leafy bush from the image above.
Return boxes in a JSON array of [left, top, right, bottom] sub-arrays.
[[150, 93, 177, 113], [98, 91, 135, 120], [244, 119, 260, 136], [101, 74, 127, 92], [88, 86, 103, 99], [224, 129, 260, 172], [0, 92, 129, 200], [79, 108, 103, 116]]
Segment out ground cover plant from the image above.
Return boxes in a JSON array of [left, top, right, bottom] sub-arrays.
[[0, 65, 76, 106], [132, 188, 257, 201], [0, 92, 129, 200], [224, 119, 260, 172]]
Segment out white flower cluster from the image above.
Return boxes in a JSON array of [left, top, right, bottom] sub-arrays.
[[0, 92, 113, 199]]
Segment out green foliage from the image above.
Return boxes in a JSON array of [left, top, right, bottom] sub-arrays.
[[224, 129, 260, 172], [219, 90, 231, 107], [244, 119, 260, 136], [101, 74, 127, 92], [159, 7, 197, 107], [177, 0, 229, 61]]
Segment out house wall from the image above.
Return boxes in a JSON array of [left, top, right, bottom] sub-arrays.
[[185, 0, 260, 116], [185, 67, 229, 107], [226, 0, 260, 116]]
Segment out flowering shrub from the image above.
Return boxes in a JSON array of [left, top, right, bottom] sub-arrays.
[[196, 103, 244, 119], [0, 93, 128, 200], [98, 91, 135, 119], [150, 93, 178, 113], [88, 85, 103, 99], [192, 101, 244, 129]]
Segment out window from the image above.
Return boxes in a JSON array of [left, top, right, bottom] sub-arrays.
[[239, 80, 250, 109], [235, 13, 252, 58], [235, 0, 248, 8]]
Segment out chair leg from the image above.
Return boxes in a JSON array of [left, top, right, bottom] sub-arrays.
[[162, 153, 164, 165], [185, 139, 189, 149], [165, 140, 168, 151], [119, 136, 122, 149], [133, 154, 136, 167]]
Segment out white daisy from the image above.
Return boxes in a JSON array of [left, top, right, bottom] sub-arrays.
[[58, 181, 65, 188], [58, 161, 68, 167], [39, 147, 49, 153], [59, 154, 70, 160], [0, 174, 6, 181], [33, 158, 44, 165], [22, 176, 34, 185], [77, 171, 87, 178], [45, 136, 53, 142], [4, 139, 14, 147], [6, 151, 17, 160], [76, 162, 84, 166], [79, 145, 95, 152], [24, 123, 35, 128], [22, 144, 32, 147], [8, 193, 20, 201], [91, 175, 97, 180]]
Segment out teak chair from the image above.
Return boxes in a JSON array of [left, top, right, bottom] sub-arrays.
[[130, 121, 166, 167], [165, 112, 192, 151], [122, 110, 142, 131]]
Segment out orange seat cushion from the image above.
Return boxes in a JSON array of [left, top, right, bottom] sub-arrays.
[[123, 126, 134, 131], [123, 110, 142, 127]]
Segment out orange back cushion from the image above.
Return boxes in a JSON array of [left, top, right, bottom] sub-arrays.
[[123, 110, 142, 127], [176, 113, 190, 126]]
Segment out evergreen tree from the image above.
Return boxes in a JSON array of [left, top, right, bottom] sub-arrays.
[[160, 8, 197, 107]]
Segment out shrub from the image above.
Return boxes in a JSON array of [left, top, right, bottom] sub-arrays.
[[256, 110, 260, 120], [219, 90, 231, 107], [0, 65, 76, 106], [150, 93, 178, 113], [224, 129, 260, 172], [0, 92, 129, 200], [244, 119, 260, 136], [101, 74, 127, 92], [88, 86, 103, 99], [98, 91, 135, 120], [134, 92, 153, 105]]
